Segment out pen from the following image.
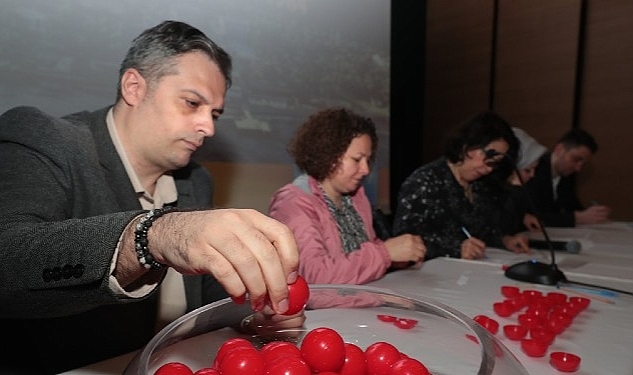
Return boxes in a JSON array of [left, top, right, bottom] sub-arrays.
[[461, 226, 472, 238], [461, 226, 488, 260], [558, 286, 616, 305], [562, 285, 618, 298]]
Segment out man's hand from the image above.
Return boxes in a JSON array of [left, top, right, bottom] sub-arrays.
[[243, 306, 306, 339], [117, 209, 299, 315], [576, 205, 611, 225]]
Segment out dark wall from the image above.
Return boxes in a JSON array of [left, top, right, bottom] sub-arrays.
[[391, 0, 633, 220], [390, 0, 426, 210]]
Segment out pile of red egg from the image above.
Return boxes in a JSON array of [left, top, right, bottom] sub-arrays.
[[472, 285, 589, 372], [154, 326, 430, 375]]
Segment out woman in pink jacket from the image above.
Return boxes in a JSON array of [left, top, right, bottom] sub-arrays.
[[269, 108, 426, 284]]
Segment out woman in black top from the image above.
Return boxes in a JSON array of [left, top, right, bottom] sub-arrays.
[[392, 111, 531, 260]]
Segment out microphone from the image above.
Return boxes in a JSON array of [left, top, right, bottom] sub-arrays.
[[501, 157, 567, 286], [528, 239, 581, 254]]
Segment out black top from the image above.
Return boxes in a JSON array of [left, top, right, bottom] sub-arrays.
[[392, 158, 507, 260], [524, 153, 584, 227], [498, 184, 533, 235], [0, 106, 227, 374]]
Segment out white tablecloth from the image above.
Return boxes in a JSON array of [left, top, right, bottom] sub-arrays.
[[62, 222, 633, 375], [368, 221, 633, 375], [370, 258, 633, 375]]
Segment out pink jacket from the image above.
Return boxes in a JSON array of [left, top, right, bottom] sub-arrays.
[[268, 175, 391, 284]]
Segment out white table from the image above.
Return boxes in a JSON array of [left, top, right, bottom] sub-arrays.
[[522, 221, 633, 287], [367, 221, 633, 375], [369, 258, 633, 375], [62, 222, 633, 375]]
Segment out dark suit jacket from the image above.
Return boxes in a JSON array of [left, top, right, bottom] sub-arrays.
[[0, 106, 227, 374], [524, 153, 584, 227]]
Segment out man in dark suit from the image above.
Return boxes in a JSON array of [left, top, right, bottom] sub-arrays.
[[525, 128, 611, 227], [0, 21, 300, 374]]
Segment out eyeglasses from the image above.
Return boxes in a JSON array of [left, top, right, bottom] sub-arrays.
[[480, 148, 506, 168]]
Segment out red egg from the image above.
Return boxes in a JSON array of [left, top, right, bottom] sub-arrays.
[[550, 305, 575, 319], [545, 314, 571, 334], [520, 338, 548, 357], [550, 311, 573, 327], [339, 343, 368, 375], [493, 301, 513, 317], [265, 356, 311, 375], [377, 314, 397, 322], [284, 275, 309, 315], [550, 351, 581, 372], [213, 338, 256, 368], [394, 318, 418, 329], [506, 296, 527, 311], [501, 285, 520, 298], [522, 289, 543, 302], [387, 358, 430, 375], [525, 305, 549, 320], [260, 341, 303, 364], [503, 324, 527, 340], [219, 349, 265, 375], [473, 315, 499, 335], [517, 313, 542, 330], [530, 327, 555, 346], [568, 296, 590, 311], [193, 368, 220, 375], [154, 362, 194, 375], [365, 341, 402, 375], [545, 292, 567, 307], [300, 327, 346, 373]]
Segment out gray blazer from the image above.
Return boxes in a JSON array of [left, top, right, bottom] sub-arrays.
[[0, 106, 227, 374]]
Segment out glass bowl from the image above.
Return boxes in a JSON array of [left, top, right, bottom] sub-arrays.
[[123, 284, 528, 375]]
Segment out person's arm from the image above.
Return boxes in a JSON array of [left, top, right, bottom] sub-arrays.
[[0, 111, 298, 318], [537, 211, 576, 227], [574, 205, 611, 225], [391, 167, 463, 260], [117, 208, 299, 314], [269, 185, 391, 285], [0, 139, 139, 319]]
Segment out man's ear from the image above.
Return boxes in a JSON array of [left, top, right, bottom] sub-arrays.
[[119, 68, 147, 106], [553, 143, 566, 156]]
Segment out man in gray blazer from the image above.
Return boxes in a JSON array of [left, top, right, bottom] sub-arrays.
[[0, 21, 300, 374]]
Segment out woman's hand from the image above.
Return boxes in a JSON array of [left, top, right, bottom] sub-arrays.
[[460, 237, 486, 259], [384, 234, 426, 264], [523, 213, 542, 232]]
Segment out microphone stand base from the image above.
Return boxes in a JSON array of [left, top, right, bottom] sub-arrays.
[[504, 260, 567, 286]]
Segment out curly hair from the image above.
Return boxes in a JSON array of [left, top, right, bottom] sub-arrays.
[[289, 107, 378, 181]]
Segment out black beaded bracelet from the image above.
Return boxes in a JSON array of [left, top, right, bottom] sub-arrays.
[[134, 206, 174, 270]]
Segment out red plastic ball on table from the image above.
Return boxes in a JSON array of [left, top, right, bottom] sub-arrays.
[[300, 327, 346, 372], [284, 275, 310, 315], [365, 342, 403, 375], [339, 342, 368, 375], [388, 358, 430, 375], [550, 351, 581, 372], [154, 362, 194, 375]]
